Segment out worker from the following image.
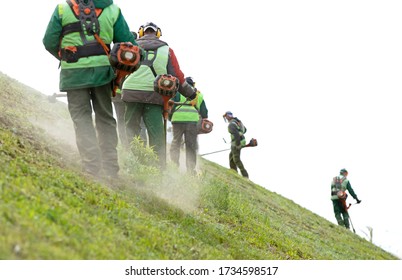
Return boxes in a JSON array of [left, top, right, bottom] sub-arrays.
[[223, 111, 249, 178], [111, 31, 146, 149], [121, 22, 197, 169], [43, 0, 137, 178], [169, 77, 208, 175], [331, 168, 362, 229]]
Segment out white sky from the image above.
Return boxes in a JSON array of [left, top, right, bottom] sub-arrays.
[[0, 0, 401, 259]]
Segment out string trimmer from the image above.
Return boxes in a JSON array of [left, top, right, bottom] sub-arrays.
[[200, 138, 258, 156]]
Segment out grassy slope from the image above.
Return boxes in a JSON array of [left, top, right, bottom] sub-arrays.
[[0, 72, 398, 260]]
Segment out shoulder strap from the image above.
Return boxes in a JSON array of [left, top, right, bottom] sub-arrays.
[[77, 0, 100, 36], [333, 176, 344, 188], [141, 49, 158, 77], [61, 0, 109, 57], [64, 0, 101, 43]]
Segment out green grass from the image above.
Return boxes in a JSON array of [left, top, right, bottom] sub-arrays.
[[0, 71, 398, 260]]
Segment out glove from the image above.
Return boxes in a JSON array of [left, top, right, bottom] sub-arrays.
[[356, 199, 362, 204]]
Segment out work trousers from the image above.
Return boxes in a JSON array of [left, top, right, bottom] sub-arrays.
[[113, 96, 148, 148], [332, 199, 350, 229], [67, 83, 119, 177], [229, 146, 249, 178], [125, 102, 165, 168], [170, 122, 198, 174]]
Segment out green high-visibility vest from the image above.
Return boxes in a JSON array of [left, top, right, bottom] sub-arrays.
[[58, 2, 119, 70], [229, 119, 247, 146], [171, 93, 204, 123], [122, 46, 169, 92]]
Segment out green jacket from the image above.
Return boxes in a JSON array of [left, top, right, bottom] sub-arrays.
[[43, 0, 136, 91]]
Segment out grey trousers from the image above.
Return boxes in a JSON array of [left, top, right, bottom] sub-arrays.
[[229, 147, 249, 178], [170, 122, 198, 174], [67, 83, 119, 177]]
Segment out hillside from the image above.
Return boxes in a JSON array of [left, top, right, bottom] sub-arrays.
[[0, 71, 398, 260]]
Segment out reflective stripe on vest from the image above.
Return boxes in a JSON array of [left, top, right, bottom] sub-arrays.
[[58, 2, 119, 69], [122, 45, 169, 92], [171, 94, 203, 123]]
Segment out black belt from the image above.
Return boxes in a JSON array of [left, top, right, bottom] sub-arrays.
[[60, 43, 110, 63]]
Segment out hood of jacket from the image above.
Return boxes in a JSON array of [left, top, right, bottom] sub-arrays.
[[92, 0, 113, 9]]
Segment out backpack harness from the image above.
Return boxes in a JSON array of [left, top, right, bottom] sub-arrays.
[[59, 0, 141, 96], [141, 49, 159, 78], [331, 176, 350, 211], [59, 0, 110, 63], [167, 94, 213, 134], [332, 176, 345, 196]]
